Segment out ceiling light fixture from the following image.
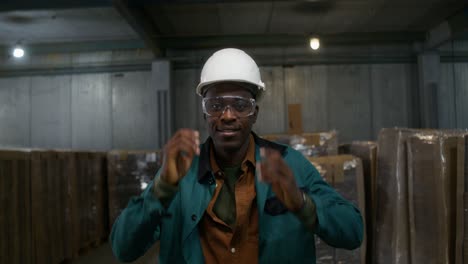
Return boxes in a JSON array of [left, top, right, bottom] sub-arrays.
[[12, 44, 25, 58], [309, 37, 320, 50]]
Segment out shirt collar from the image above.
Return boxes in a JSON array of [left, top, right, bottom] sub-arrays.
[[209, 134, 256, 176], [197, 132, 287, 183]]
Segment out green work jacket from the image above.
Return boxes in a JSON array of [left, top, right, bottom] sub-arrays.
[[110, 134, 363, 263]]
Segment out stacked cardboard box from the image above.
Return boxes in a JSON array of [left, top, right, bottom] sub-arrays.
[[375, 128, 467, 264], [339, 141, 377, 264], [463, 135, 468, 264], [406, 135, 457, 263], [75, 152, 108, 252], [30, 151, 79, 263], [29, 150, 108, 262], [308, 155, 366, 264], [58, 151, 80, 259], [107, 150, 162, 229], [1, 148, 156, 263], [262, 131, 338, 157], [0, 150, 32, 264], [374, 128, 419, 264]]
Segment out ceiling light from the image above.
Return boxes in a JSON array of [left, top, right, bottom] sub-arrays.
[[12, 46, 25, 58], [309, 37, 320, 50]]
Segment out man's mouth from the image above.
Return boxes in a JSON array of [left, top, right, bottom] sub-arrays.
[[217, 128, 240, 136]]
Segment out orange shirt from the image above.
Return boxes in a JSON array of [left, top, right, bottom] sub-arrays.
[[199, 135, 259, 264]]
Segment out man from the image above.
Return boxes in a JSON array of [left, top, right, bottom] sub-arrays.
[[111, 48, 363, 263]]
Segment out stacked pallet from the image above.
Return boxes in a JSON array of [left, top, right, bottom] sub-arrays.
[[464, 135, 468, 264], [339, 142, 377, 264], [31, 151, 78, 263], [75, 152, 108, 253], [0, 150, 32, 264], [374, 128, 467, 264], [309, 155, 366, 264], [107, 150, 162, 229], [262, 130, 338, 157], [0, 150, 109, 263], [262, 131, 365, 264]]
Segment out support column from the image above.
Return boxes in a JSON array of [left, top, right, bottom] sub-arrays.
[[151, 60, 172, 148], [417, 52, 440, 128]]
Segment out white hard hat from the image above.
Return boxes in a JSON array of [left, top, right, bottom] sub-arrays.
[[196, 48, 266, 99]]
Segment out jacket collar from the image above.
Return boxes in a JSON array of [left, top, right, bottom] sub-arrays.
[[197, 131, 287, 182]]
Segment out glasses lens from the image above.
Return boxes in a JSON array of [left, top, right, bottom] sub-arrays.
[[204, 97, 254, 117]]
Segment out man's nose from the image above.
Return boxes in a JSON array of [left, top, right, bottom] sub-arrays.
[[220, 105, 236, 120]]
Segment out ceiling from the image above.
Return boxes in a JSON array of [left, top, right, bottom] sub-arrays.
[[0, 0, 466, 57], [0, 8, 137, 43]]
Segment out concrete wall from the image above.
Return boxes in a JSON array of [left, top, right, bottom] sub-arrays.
[[1, 42, 467, 149], [171, 42, 468, 143], [439, 40, 468, 129], [172, 63, 417, 142], [0, 71, 159, 150], [0, 50, 163, 150]]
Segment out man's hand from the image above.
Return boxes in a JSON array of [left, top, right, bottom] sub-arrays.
[[160, 129, 200, 186], [258, 148, 304, 212]]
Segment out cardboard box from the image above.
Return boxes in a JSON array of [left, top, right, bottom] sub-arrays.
[[30, 151, 78, 263], [374, 128, 421, 264], [30, 150, 107, 260], [75, 152, 108, 252], [0, 150, 32, 264], [31, 151, 59, 264], [262, 131, 338, 157], [407, 135, 449, 263], [376, 128, 466, 264], [57, 151, 79, 259], [463, 135, 468, 264], [339, 141, 377, 264], [407, 133, 466, 264], [314, 236, 334, 264], [455, 135, 465, 264], [308, 155, 366, 264], [287, 103, 303, 134], [464, 192, 468, 264], [107, 150, 162, 230]]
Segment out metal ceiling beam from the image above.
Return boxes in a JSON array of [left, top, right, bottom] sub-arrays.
[[113, 0, 164, 57], [0, 0, 352, 10], [159, 32, 426, 49], [0, 62, 151, 77], [425, 7, 468, 49], [0, 39, 146, 55], [119, 0, 332, 4], [0, 0, 112, 11]]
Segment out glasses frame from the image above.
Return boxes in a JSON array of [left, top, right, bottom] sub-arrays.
[[202, 95, 256, 118]]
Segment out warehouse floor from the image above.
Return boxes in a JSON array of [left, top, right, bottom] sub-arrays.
[[71, 243, 159, 264]]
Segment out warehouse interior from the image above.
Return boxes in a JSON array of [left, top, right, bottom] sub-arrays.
[[1, 0, 467, 263]]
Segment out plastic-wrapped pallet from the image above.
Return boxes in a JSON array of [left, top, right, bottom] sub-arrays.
[[262, 131, 338, 157], [75, 151, 108, 252], [375, 128, 422, 264], [31, 151, 76, 264], [308, 155, 366, 264], [0, 150, 32, 264], [339, 141, 377, 264], [463, 135, 468, 264], [107, 150, 163, 229], [376, 128, 467, 264], [406, 134, 465, 264]]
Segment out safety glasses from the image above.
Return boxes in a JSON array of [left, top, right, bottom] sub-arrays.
[[202, 96, 256, 118]]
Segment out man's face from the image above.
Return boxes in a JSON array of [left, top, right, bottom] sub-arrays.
[[203, 82, 258, 153]]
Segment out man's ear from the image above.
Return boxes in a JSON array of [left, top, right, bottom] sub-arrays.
[[252, 105, 259, 124]]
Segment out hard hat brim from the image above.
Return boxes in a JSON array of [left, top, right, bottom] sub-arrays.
[[196, 79, 265, 97]]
